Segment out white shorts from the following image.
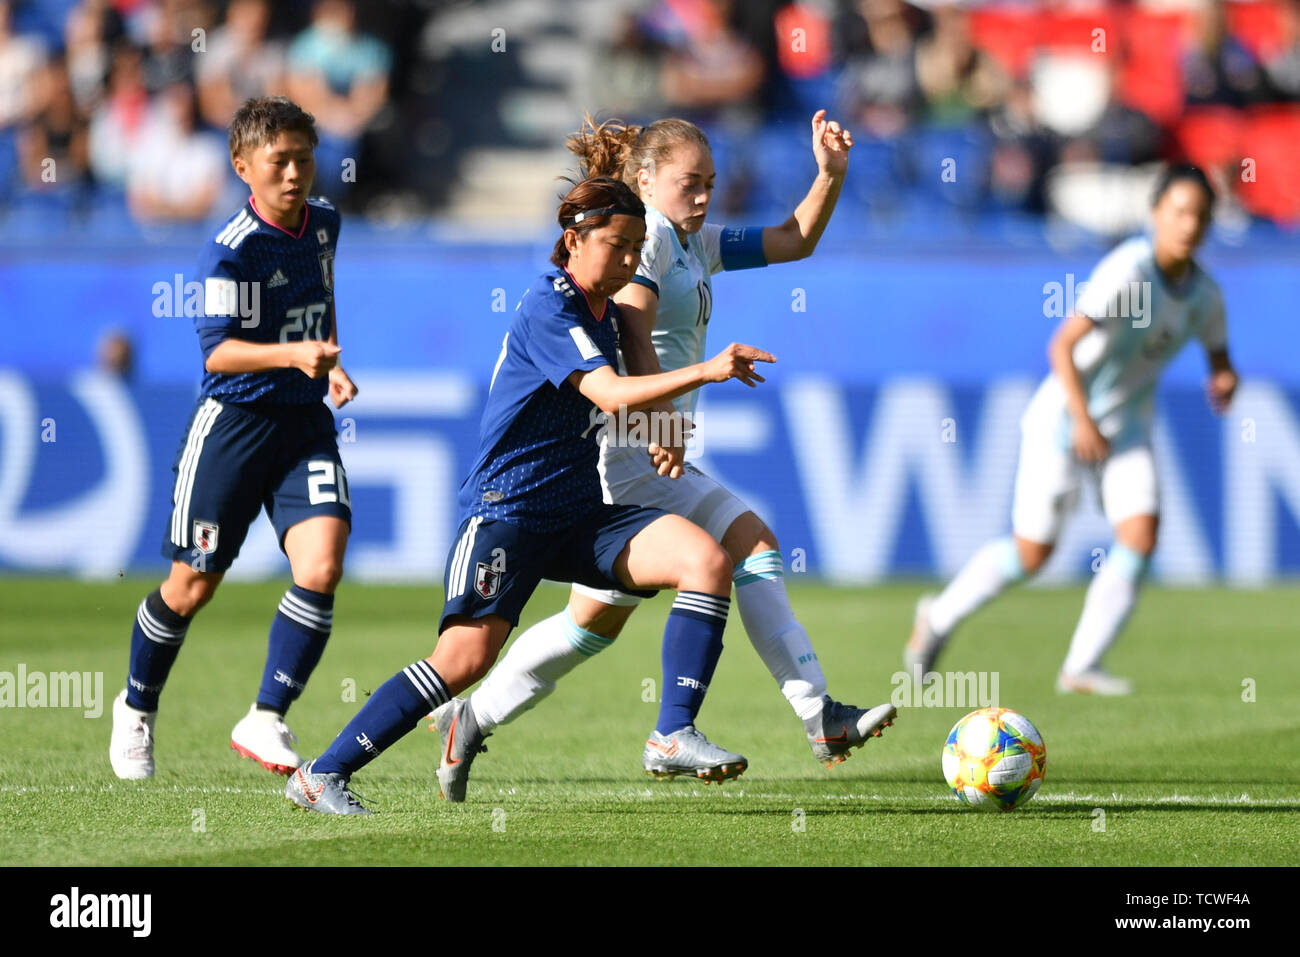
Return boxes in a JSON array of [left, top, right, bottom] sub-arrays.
[[572, 442, 751, 606], [1011, 429, 1159, 544]]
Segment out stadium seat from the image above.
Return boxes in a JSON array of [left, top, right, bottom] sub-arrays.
[[1175, 107, 1247, 172], [1226, 0, 1284, 61], [1117, 9, 1188, 126], [969, 7, 1039, 76], [1238, 106, 1300, 223]]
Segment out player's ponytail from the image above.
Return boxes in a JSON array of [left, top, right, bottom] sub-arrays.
[[566, 114, 711, 193], [550, 176, 645, 267], [566, 113, 641, 182]]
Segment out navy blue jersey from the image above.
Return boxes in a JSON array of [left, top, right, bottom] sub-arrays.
[[458, 268, 621, 532], [194, 196, 340, 405]]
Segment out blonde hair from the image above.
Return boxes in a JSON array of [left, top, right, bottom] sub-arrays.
[[566, 114, 711, 191]]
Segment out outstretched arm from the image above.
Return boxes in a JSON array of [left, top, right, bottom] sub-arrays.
[[761, 110, 852, 265], [570, 343, 774, 416]]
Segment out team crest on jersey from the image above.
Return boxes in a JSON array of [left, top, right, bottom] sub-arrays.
[[193, 520, 220, 555], [474, 562, 501, 599], [316, 228, 329, 245], [318, 249, 334, 292]]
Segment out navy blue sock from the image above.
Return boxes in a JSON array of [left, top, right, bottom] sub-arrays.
[[125, 588, 191, 711], [312, 661, 450, 776], [655, 591, 730, 734], [256, 584, 334, 714]]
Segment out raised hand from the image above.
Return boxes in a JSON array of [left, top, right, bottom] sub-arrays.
[[810, 109, 853, 177]]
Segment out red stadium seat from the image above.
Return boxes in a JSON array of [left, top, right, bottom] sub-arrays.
[[1175, 107, 1247, 171], [969, 7, 1040, 76], [1238, 106, 1300, 223], [1041, 11, 1117, 55], [1116, 8, 1189, 125], [1226, 0, 1285, 61]]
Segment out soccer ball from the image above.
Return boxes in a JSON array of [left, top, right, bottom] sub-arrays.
[[942, 707, 1047, 812]]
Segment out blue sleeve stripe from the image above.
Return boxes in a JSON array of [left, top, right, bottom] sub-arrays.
[[719, 227, 767, 271], [629, 274, 660, 297]]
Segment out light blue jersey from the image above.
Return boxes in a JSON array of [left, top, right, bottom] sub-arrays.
[[627, 206, 765, 418], [1022, 236, 1227, 450]]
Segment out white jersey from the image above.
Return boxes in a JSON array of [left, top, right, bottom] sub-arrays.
[[1022, 235, 1227, 450], [628, 206, 766, 419]]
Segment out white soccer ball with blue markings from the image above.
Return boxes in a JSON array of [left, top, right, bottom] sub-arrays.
[[941, 707, 1046, 812]]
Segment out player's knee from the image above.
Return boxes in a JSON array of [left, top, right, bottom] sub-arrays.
[[163, 575, 219, 616], [721, 511, 776, 563], [1016, 539, 1054, 576], [461, 648, 499, 686], [294, 558, 344, 594], [680, 541, 732, 594]]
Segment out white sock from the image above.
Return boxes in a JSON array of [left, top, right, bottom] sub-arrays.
[[1062, 543, 1147, 675], [734, 550, 827, 720], [929, 537, 1026, 638], [468, 609, 614, 731]]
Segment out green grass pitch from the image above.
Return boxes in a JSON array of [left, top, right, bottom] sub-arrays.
[[1, 578, 1297, 866]]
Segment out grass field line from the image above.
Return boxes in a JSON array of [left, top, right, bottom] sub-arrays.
[[4, 783, 1299, 808]]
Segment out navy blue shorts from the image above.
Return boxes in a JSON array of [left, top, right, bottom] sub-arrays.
[[438, 504, 665, 633], [161, 397, 351, 573]]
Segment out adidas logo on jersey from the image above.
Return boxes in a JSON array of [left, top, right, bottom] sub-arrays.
[[267, 269, 289, 288]]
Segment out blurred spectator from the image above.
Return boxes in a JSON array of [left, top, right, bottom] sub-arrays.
[[647, 0, 767, 213], [196, 0, 285, 129], [64, 1, 127, 114], [286, 0, 391, 192], [98, 329, 135, 380], [1264, 0, 1300, 100], [139, 0, 212, 93], [914, 2, 1008, 127], [588, 12, 669, 120], [126, 81, 225, 221], [88, 42, 149, 189], [838, 0, 925, 138], [1182, 0, 1268, 107], [0, 0, 49, 130], [17, 56, 92, 197], [1061, 39, 1162, 168], [654, 0, 766, 116], [987, 76, 1054, 211]]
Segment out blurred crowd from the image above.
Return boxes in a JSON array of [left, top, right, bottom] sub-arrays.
[[1, 0, 1298, 234], [0, 0, 399, 224]]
